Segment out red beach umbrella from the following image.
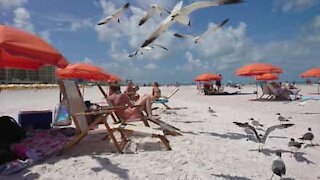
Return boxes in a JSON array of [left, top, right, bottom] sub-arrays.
[[56, 63, 111, 81], [300, 67, 320, 94], [195, 73, 221, 82], [236, 63, 282, 77], [0, 25, 68, 70], [255, 73, 279, 81]]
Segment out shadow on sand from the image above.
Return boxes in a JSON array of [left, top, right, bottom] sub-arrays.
[[198, 132, 249, 141], [211, 173, 252, 180]]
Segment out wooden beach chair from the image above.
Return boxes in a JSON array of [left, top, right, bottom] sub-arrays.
[[97, 84, 182, 136], [266, 83, 291, 101], [258, 85, 274, 100], [59, 80, 172, 153]]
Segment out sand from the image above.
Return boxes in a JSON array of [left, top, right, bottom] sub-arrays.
[[0, 84, 319, 180]]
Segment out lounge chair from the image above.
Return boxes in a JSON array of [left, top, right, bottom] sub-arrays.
[[259, 85, 274, 99], [59, 80, 171, 153], [266, 83, 291, 101], [154, 88, 180, 109], [97, 84, 182, 136]]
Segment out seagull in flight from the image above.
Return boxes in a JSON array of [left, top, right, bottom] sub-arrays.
[[174, 18, 229, 43], [173, 0, 244, 27], [139, 4, 171, 26], [139, 1, 184, 49], [128, 44, 168, 57], [97, 2, 130, 25], [233, 122, 294, 151]]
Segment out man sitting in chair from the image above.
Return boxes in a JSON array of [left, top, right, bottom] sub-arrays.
[[108, 84, 159, 122]]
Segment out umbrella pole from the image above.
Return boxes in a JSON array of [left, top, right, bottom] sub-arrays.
[[256, 81, 258, 98], [82, 82, 85, 96], [318, 78, 319, 94]]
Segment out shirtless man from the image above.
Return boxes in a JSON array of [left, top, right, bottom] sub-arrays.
[[108, 84, 157, 122]]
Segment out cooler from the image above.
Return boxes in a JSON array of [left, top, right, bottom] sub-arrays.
[[18, 110, 52, 130]]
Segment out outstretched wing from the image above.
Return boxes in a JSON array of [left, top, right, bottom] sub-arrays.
[[233, 122, 261, 141], [173, 33, 196, 39], [263, 123, 294, 143], [152, 44, 169, 51], [200, 18, 229, 39], [181, 1, 220, 15], [98, 2, 129, 25]]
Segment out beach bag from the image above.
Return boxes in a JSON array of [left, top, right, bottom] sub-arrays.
[[53, 98, 71, 126], [0, 116, 26, 146]]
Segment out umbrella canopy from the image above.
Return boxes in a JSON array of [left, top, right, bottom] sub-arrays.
[[56, 63, 111, 81], [236, 63, 282, 76], [195, 73, 221, 81], [108, 74, 121, 82], [0, 25, 68, 70], [255, 73, 279, 81], [300, 67, 320, 78]]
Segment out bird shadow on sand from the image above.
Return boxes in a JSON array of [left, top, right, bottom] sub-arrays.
[[249, 148, 292, 156], [304, 143, 320, 148], [293, 152, 315, 165], [211, 173, 252, 180], [198, 132, 248, 141], [90, 155, 129, 180], [168, 107, 188, 110], [181, 120, 205, 124]]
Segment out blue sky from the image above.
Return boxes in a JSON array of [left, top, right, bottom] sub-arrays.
[[1, 0, 320, 84]]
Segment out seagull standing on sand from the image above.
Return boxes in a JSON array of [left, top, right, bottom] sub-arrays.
[[128, 44, 168, 57], [97, 2, 130, 25], [288, 138, 303, 155], [233, 122, 294, 151], [270, 151, 286, 180], [299, 127, 315, 145], [248, 117, 263, 128], [174, 18, 229, 43], [139, 1, 184, 49], [139, 4, 171, 26], [173, 0, 244, 27], [276, 113, 291, 124]]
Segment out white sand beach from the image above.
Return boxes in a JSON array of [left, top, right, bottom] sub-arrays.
[[0, 85, 320, 180]]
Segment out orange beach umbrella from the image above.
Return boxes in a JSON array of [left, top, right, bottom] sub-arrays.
[[255, 73, 279, 81], [300, 67, 320, 78], [236, 63, 282, 76], [195, 73, 221, 81], [0, 25, 68, 70], [56, 63, 111, 81]]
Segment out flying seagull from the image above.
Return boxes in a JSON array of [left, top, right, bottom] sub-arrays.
[[270, 151, 286, 180], [173, 0, 244, 27], [97, 2, 130, 25], [139, 4, 171, 26], [128, 44, 168, 57], [174, 18, 229, 43], [299, 127, 314, 145], [139, 1, 184, 48], [233, 122, 294, 151]]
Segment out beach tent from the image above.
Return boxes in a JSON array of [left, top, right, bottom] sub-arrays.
[[0, 25, 68, 70], [300, 67, 320, 94]]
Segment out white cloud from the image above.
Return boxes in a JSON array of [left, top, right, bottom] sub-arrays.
[[0, 0, 27, 10], [313, 15, 320, 29], [46, 14, 93, 32], [144, 62, 157, 70], [273, 0, 318, 12], [13, 7, 34, 32], [83, 57, 93, 64], [38, 30, 51, 43]]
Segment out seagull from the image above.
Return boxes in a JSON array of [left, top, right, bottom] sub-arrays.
[[128, 44, 168, 57], [208, 106, 215, 114], [270, 151, 286, 180], [288, 138, 303, 155], [299, 127, 314, 145], [97, 2, 130, 25], [139, 4, 171, 26], [173, 0, 244, 27], [233, 122, 255, 141], [233, 122, 294, 151], [139, 1, 184, 48], [248, 117, 263, 128], [276, 113, 291, 124], [173, 18, 229, 43]]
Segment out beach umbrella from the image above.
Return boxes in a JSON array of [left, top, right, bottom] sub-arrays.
[[56, 63, 111, 81], [255, 73, 279, 81], [0, 25, 68, 70], [108, 74, 121, 83], [194, 73, 221, 81], [236, 63, 282, 76], [300, 67, 320, 94]]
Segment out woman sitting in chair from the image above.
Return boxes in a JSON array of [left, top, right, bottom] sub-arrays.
[[108, 84, 158, 122], [124, 80, 140, 102]]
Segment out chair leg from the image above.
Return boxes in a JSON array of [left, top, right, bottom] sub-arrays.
[[155, 135, 171, 150], [102, 119, 123, 153]]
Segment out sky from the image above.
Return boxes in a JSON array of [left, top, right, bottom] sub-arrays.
[[0, 0, 319, 84]]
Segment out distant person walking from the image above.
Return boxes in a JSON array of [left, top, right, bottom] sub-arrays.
[[216, 74, 222, 91]]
